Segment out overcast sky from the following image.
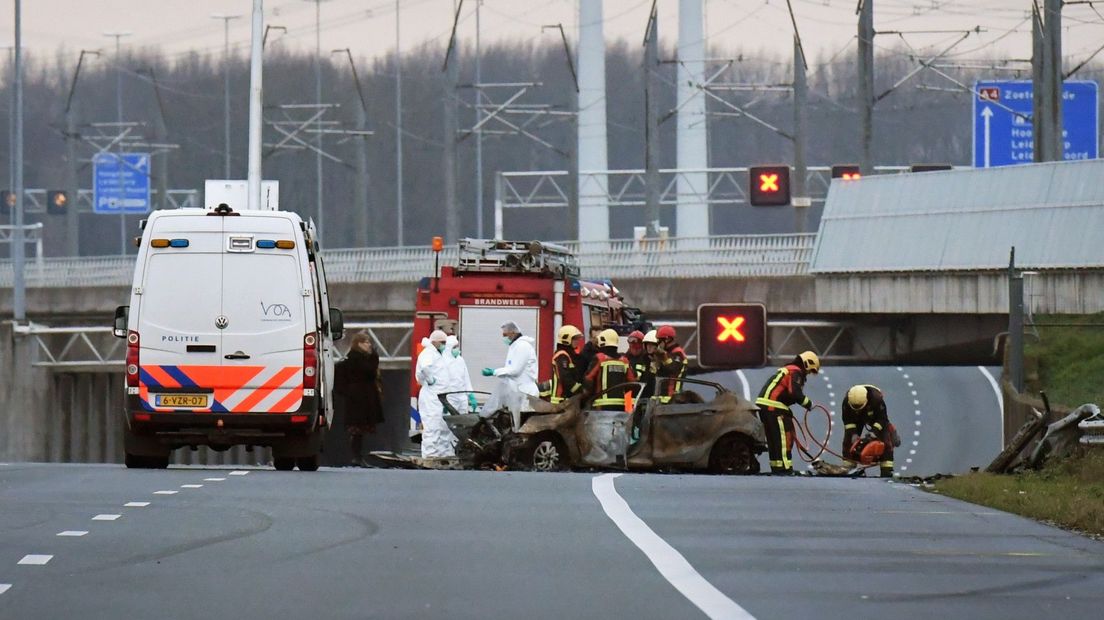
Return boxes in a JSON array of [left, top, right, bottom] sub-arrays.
[[2, 1, 1103, 70]]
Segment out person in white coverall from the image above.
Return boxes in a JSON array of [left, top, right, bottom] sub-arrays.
[[416, 330, 458, 458], [443, 335, 478, 414], [481, 321, 538, 427]]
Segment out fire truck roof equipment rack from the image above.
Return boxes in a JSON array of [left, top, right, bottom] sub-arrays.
[[457, 238, 580, 278]]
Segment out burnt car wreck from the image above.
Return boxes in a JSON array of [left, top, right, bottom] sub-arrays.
[[504, 378, 766, 474]]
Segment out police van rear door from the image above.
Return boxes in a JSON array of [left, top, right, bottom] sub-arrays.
[[218, 216, 307, 414]]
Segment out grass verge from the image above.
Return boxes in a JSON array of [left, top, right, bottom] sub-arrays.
[[1024, 313, 1104, 409], [930, 449, 1104, 537]]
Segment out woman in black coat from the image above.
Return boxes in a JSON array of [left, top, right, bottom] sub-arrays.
[[335, 332, 384, 466]]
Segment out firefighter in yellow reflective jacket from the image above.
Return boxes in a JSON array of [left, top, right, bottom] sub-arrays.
[[546, 325, 584, 404], [755, 351, 820, 475], [584, 329, 637, 411]]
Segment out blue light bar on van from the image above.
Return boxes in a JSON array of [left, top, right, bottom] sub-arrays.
[[169, 239, 189, 248], [256, 240, 277, 249]]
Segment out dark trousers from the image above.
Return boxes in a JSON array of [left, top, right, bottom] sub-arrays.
[[758, 406, 794, 472]]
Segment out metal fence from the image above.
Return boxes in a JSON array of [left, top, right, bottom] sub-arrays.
[[0, 233, 817, 288]]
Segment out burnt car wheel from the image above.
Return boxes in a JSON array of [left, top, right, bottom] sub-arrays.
[[528, 434, 568, 472], [709, 433, 755, 475]]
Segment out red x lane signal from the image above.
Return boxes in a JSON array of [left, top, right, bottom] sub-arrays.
[[748, 166, 790, 206], [716, 316, 746, 343], [697, 303, 767, 369]]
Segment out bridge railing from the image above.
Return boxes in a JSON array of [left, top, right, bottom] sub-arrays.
[[0, 233, 816, 288]]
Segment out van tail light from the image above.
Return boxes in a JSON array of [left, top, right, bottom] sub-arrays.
[[303, 333, 318, 390], [126, 331, 140, 387]]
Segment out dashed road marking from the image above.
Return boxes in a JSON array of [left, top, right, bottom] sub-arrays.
[[914, 430, 921, 436], [0, 584, 10, 595], [18, 555, 52, 566], [915, 420, 922, 426], [229, 471, 249, 476], [56, 531, 88, 537], [204, 477, 226, 482], [125, 502, 150, 507], [592, 474, 756, 620], [181, 484, 203, 489], [92, 514, 121, 521], [154, 490, 178, 495]]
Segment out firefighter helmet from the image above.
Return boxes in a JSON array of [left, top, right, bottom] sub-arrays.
[[656, 325, 677, 341], [846, 385, 868, 410], [798, 350, 820, 374], [642, 330, 659, 344], [628, 330, 644, 343], [598, 328, 620, 348], [557, 325, 583, 346]]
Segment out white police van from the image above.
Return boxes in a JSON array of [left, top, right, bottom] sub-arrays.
[[114, 189, 343, 471]]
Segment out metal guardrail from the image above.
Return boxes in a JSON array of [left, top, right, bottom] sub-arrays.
[[13, 321, 414, 371], [0, 233, 817, 288]]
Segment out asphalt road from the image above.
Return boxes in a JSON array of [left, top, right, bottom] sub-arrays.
[[1, 463, 1100, 619], [700, 366, 1005, 477]]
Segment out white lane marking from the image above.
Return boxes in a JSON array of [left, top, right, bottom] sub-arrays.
[[915, 420, 922, 426], [153, 490, 178, 495], [902, 374, 910, 379], [828, 392, 835, 398], [915, 409, 922, 415], [229, 471, 249, 476], [907, 381, 914, 387], [913, 399, 920, 405], [57, 531, 88, 537], [204, 477, 226, 482], [592, 474, 756, 620], [92, 514, 121, 521], [978, 366, 1004, 441], [181, 484, 203, 489], [914, 430, 920, 436], [912, 441, 919, 446], [18, 555, 52, 565], [829, 401, 837, 408], [124, 502, 150, 507], [735, 370, 751, 401], [911, 390, 917, 396], [896, 366, 903, 372], [0, 584, 10, 595], [906, 458, 913, 463], [909, 450, 917, 455], [826, 383, 833, 389]]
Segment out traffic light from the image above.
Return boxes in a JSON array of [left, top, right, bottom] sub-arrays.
[[47, 190, 68, 215], [831, 164, 862, 180], [910, 163, 953, 173], [748, 165, 790, 206], [697, 303, 768, 369], [0, 190, 14, 216]]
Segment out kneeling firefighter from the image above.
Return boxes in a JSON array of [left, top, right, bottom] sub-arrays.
[[755, 351, 820, 475], [842, 384, 901, 478]]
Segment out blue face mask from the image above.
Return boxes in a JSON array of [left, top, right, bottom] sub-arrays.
[[452, 348, 461, 358], [434, 343, 445, 353]]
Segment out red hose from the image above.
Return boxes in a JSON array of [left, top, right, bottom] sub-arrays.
[[791, 403, 872, 467]]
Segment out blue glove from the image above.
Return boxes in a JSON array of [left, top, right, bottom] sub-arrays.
[[481, 368, 495, 377], [468, 393, 478, 410]]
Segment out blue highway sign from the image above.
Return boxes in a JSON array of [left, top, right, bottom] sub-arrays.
[[93, 152, 151, 214], [972, 80, 1098, 168]]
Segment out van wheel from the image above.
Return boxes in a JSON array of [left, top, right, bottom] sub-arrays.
[[709, 434, 755, 475], [296, 453, 321, 471], [274, 457, 296, 471]]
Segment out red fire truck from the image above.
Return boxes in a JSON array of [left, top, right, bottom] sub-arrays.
[[408, 239, 646, 433]]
